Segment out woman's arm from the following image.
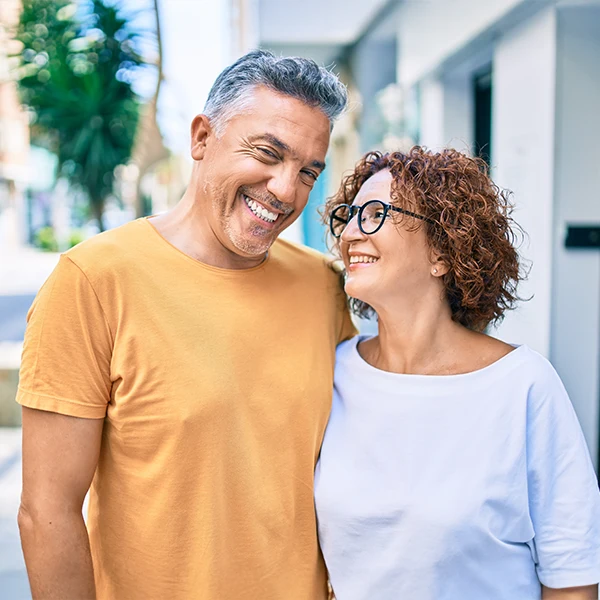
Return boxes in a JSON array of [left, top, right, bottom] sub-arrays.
[[525, 358, 600, 595], [542, 584, 598, 600]]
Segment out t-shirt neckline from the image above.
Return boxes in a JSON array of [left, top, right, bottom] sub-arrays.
[[348, 334, 527, 385], [142, 216, 272, 275]]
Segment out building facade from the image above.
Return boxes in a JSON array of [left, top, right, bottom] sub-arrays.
[[394, 0, 600, 470], [0, 0, 29, 250], [257, 0, 600, 470]]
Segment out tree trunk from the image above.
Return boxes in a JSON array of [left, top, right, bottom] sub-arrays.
[[154, 0, 163, 88], [133, 0, 164, 219], [91, 198, 105, 232]]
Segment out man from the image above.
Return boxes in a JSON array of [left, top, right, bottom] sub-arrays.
[[17, 50, 355, 600]]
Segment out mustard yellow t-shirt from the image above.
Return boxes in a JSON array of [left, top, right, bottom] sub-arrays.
[[17, 218, 355, 600]]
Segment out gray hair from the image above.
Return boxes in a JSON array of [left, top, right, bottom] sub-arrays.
[[203, 49, 348, 136]]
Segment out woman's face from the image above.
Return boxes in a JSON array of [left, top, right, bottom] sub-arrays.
[[340, 169, 437, 311]]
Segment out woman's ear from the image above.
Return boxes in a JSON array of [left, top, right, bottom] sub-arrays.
[[429, 252, 449, 277], [431, 263, 449, 277]]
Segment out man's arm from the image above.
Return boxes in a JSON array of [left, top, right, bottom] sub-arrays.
[[542, 585, 598, 600], [18, 406, 104, 600]]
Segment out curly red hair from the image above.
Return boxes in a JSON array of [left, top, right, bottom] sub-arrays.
[[323, 147, 527, 331]]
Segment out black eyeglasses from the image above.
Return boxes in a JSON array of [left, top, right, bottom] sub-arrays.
[[329, 199, 435, 239]]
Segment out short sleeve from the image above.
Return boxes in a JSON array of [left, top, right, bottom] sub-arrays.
[[16, 255, 113, 419], [526, 359, 600, 588]]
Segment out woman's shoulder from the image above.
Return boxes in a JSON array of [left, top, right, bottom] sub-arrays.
[[494, 344, 575, 422], [335, 335, 360, 361], [465, 333, 556, 385], [505, 344, 563, 388]]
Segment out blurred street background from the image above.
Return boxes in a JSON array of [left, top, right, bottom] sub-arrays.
[[1, 0, 600, 596]]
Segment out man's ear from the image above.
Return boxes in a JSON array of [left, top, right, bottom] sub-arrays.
[[190, 114, 213, 161]]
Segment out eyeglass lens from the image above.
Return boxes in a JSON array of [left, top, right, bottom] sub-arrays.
[[330, 200, 387, 237]]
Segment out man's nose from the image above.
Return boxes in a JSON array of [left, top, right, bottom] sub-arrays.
[[266, 168, 297, 205]]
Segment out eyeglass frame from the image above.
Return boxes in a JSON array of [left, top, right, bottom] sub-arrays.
[[329, 199, 436, 239]]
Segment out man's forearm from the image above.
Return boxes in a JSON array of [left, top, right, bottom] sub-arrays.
[[542, 584, 598, 600], [18, 505, 96, 600]]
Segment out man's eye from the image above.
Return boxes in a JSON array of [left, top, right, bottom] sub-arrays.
[[258, 147, 278, 159], [301, 170, 318, 181]]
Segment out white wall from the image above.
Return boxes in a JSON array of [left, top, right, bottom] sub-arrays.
[[419, 77, 445, 150], [418, 73, 473, 153], [550, 4, 600, 465], [159, 0, 233, 153], [442, 74, 474, 154], [397, 0, 535, 87], [415, 4, 560, 358], [405, 0, 600, 465], [491, 7, 557, 360]]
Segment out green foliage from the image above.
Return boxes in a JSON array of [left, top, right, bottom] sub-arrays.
[[34, 225, 86, 251], [14, 0, 143, 230], [34, 226, 59, 251], [68, 228, 85, 247]]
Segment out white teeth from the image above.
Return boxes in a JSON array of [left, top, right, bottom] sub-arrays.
[[243, 194, 278, 223], [349, 256, 378, 264]]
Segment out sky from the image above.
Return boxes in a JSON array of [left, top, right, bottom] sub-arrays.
[[122, 0, 233, 155]]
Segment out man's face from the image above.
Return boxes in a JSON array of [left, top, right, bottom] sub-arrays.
[[195, 86, 331, 261]]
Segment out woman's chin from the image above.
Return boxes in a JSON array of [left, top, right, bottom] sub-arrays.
[[344, 281, 374, 307]]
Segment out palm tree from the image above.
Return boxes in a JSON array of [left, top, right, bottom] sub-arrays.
[[130, 0, 169, 218], [15, 0, 143, 231]]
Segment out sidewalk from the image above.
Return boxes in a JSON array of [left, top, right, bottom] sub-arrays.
[[0, 248, 59, 297], [0, 427, 29, 599], [0, 247, 59, 372]]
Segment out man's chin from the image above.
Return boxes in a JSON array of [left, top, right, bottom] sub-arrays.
[[224, 209, 292, 257], [229, 231, 276, 258]]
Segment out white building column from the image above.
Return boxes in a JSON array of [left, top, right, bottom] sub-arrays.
[[550, 3, 600, 467], [416, 72, 474, 154], [442, 74, 473, 155], [418, 77, 445, 151], [491, 6, 557, 359]]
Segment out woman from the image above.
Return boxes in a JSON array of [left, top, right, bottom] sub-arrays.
[[315, 147, 600, 600]]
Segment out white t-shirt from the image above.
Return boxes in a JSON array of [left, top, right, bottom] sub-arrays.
[[315, 336, 600, 600]]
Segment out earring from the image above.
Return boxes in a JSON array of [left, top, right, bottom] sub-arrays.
[[432, 268, 438, 275]]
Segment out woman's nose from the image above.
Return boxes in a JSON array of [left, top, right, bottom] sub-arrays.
[[340, 212, 365, 243]]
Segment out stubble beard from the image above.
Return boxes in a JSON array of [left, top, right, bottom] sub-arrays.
[[215, 188, 276, 257]]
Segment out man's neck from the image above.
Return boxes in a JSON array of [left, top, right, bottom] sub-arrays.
[[149, 194, 268, 270]]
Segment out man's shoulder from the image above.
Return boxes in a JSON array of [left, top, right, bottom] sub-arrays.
[[272, 237, 324, 260], [64, 219, 148, 274], [270, 239, 347, 302], [271, 238, 338, 276]]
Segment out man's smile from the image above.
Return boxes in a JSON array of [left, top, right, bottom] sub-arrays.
[[242, 193, 280, 224]]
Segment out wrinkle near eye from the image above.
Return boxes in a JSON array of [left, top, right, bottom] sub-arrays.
[[235, 145, 268, 161], [238, 138, 260, 155]]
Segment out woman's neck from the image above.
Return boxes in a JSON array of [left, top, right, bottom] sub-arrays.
[[360, 294, 515, 376], [359, 291, 475, 375]]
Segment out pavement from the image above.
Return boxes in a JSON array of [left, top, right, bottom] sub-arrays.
[[0, 248, 52, 579], [0, 247, 59, 371], [0, 249, 49, 597], [0, 297, 36, 343], [0, 248, 59, 297], [0, 427, 30, 600]]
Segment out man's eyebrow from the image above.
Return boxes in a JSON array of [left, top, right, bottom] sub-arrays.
[[251, 133, 326, 172], [311, 159, 326, 172], [252, 133, 291, 153]]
